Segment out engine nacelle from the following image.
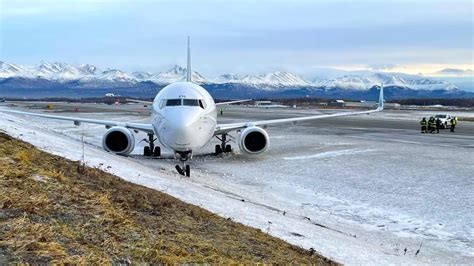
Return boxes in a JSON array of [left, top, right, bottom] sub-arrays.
[[238, 126, 270, 154], [102, 126, 135, 155]]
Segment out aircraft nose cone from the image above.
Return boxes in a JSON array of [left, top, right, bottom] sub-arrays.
[[168, 112, 197, 129], [162, 110, 200, 148]]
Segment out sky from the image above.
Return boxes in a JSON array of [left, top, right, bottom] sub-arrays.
[[0, 0, 473, 77]]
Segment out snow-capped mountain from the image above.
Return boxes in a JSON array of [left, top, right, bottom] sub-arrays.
[[314, 73, 457, 91], [0, 61, 465, 94], [78, 64, 100, 75], [0, 61, 29, 78], [97, 69, 136, 83], [0, 61, 100, 80], [36, 62, 86, 80], [213, 73, 242, 83], [147, 65, 207, 84], [131, 71, 153, 80], [212, 71, 310, 87]]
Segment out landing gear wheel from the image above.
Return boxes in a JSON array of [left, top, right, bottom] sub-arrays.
[[185, 165, 190, 177], [175, 164, 191, 177], [144, 133, 161, 157], [153, 146, 161, 157], [216, 134, 232, 155], [144, 146, 151, 156], [175, 151, 192, 176], [175, 165, 185, 175], [215, 144, 222, 155]]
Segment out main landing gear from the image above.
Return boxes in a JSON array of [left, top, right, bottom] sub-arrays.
[[175, 151, 192, 177], [215, 134, 232, 155], [143, 133, 161, 157]]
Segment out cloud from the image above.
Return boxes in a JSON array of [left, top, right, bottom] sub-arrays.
[[435, 68, 473, 76], [367, 64, 399, 71], [438, 68, 473, 75]]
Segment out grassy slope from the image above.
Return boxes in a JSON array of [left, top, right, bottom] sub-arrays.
[[0, 133, 335, 264]]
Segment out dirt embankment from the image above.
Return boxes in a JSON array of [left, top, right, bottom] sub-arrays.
[[0, 132, 336, 264]]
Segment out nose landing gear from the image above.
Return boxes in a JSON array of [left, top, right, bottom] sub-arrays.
[[215, 134, 232, 155], [175, 151, 192, 177], [143, 133, 161, 157], [175, 164, 190, 177]]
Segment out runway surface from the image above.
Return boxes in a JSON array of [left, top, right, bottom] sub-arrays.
[[1, 102, 473, 264], [222, 106, 474, 148]]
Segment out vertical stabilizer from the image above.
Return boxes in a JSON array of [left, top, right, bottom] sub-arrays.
[[378, 82, 384, 110], [186, 36, 192, 82]]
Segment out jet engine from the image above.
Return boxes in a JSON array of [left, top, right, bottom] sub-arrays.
[[238, 126, 269, 154], [102, 126, 135, 155]]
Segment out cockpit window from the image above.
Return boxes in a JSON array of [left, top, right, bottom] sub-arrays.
[[183, 99, 200, 106], [166, 99, 181, 106], [164, 98, 205, 109]]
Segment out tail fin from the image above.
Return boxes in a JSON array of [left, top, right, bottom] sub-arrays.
[[378, 82, 384, 111], [186, 36, 192, 82]]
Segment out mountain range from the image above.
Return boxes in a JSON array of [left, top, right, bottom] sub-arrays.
[[0, 61, 472, 99]]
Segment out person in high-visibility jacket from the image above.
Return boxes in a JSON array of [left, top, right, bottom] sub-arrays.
[[450, 117, 457, 132], [428, 117, 436, 133], [420, 117, 427, 133], [435, 118, 441, 133]]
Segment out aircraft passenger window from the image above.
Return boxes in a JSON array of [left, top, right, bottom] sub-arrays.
[[183, 99, 200, 106], [166, 99, 182, 106]]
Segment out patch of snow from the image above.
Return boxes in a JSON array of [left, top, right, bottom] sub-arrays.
[[31, 174, 49, 183]]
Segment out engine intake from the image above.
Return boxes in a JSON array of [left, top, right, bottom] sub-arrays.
[[102, 126, 135, 155], [238, 126, 269, 154]]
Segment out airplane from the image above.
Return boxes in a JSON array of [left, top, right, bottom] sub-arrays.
[[0, 37, 384, 177]]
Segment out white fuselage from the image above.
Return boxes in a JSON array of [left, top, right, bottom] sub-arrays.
[[150, 82, 217, 154]]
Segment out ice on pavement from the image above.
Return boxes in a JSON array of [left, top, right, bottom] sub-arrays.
[[0, 107, 473, 264], [283, 148, 375, 160]]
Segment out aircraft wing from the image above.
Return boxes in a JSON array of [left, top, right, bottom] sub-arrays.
[[127, 99, 153, 105], [127, 99, 252, 107], [215, 99, 252, 106], [214, 86, 384, 135], [0, 108, 154, 133]]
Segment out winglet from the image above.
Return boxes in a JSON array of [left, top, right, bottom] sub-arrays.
[[378, 82, 384, 111], [186, 36, 192, 82]]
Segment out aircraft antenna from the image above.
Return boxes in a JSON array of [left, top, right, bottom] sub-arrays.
[[186, 36, 192, 82]]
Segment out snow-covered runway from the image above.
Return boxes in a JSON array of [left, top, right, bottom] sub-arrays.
[[1, 103, 473, 264]]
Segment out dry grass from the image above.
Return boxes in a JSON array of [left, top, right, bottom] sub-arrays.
[[0, 132, 336, 264]]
